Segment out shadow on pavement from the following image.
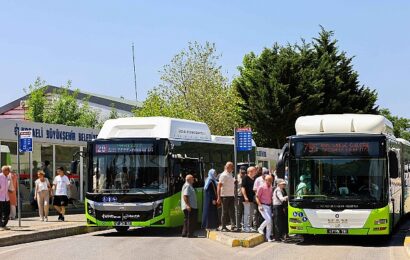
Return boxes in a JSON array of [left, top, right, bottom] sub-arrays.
[[95, 227, 207, 238]]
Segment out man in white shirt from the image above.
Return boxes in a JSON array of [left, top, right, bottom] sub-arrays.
[[0, 166, 11, 230], [52, 167, 71, 221], [217, 162, 237, 232]]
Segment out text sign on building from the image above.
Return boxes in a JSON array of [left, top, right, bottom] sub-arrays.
[[235, 128, 253, 151], [19, 130, 33, 152]]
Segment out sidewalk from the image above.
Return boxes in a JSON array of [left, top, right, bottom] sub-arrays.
[[207, 230, 265, 248], [0, 214, 108, 247]]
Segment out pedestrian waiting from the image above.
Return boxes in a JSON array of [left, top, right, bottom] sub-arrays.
[[0, 165, 11, 231], [7, 168, 17, 220], [255, 175, 274, 242], [181, 174, 198, 238], [273, 179, 288, 242], [35, 170, 52, 221], [202, 169, 218, 231], [217, 162, 237, 232], [235, 166, 246, 231], [241, 166, 257, 232]]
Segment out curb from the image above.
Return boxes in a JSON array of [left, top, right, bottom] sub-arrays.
[[207, 231, 265, 248], [0, 226, 109, 247], [404, 231, 410, 257]]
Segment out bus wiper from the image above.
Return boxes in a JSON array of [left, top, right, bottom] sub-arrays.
[[132, 188, 155, 200], [301, 195, 328, 199]]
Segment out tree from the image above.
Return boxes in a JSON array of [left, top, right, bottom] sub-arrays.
[[24, 79, 101, 128], [135, 42, 241, 135], [43, 81, 100, 128], [108, 103, 119, 120], [379, 108, 410, 141], [234, 27, 378, 148], [25, 77, 47, 122]]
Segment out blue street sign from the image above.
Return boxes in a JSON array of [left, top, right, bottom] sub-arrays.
[[19, 130, 33, 152], [235, 128, 252, 151]]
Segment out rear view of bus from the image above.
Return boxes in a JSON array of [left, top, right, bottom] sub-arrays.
[[284, 114, 410, 236]]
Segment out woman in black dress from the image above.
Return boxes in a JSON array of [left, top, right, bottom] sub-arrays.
[[202, 169, 218, 230]]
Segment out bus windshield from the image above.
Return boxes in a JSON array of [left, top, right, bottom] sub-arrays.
[[290, 158, 386, 202], [289, 138, 387, 204], [91, 140, 168, 194]]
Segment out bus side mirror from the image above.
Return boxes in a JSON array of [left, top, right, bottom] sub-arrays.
[[388, 151, 399, 179], [70, 160, 79, 174], [276, 143, 289, 178]]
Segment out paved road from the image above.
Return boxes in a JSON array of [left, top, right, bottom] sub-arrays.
[[0, 219, 409, 260]]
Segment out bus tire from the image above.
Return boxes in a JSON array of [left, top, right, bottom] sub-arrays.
[[115, 226, 130, 233]]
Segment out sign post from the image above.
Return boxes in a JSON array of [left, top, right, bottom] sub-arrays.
[[234, 127, 253, 175], [17, 130, 33, 227]]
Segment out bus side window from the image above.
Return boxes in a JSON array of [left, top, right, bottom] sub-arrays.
[[389, 151, 399, 179]]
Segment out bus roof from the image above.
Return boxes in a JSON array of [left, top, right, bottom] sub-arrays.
[[397, 138, 410, 146], [295, 114, 394, 136], [97, 117, 212, 142], [0, 145, 10, 153]]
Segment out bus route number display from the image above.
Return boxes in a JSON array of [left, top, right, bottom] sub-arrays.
[[95, 143, 154, 154], [302, 142, 371, 156]]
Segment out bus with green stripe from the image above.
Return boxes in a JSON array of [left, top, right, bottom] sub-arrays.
[[277, 114, 410, 236], [84, 117, 255, 232]]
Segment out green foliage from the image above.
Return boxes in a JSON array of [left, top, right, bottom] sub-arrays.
[[25, 77, 47, 122], [43, 81, 100, 128], [108, 103, 119, 120], [379, 108, 410, 141], [234, 27, 378, 147], [25, 79, 100, 128], [135, 42, 241, 136]]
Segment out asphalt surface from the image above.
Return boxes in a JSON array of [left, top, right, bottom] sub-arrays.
[[0, 218, 409, 260]]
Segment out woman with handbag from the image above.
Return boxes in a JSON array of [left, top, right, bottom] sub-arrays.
[[201, 169, 219, 230], [34, 170, 52, 221]]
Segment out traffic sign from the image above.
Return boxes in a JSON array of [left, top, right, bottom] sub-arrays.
[[19, 130, 33, 152], [235, 127, 253, 151]]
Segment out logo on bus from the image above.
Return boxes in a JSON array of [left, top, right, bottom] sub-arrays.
[[102, 196, 118, 203]]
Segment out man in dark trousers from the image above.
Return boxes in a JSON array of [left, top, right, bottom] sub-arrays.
[[181, 174, 198, 238], [217, 162, 237, 232]]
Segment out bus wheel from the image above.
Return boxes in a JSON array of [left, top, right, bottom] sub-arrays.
[[115, 226, 130, 233]]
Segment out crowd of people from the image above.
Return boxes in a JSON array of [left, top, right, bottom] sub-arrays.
[[0, 164, 72, 231], [181, 161, 289, 242]]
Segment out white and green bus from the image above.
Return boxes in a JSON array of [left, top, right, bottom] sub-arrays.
[[277, 114, 410, 236], [84, 117, 255, 232]]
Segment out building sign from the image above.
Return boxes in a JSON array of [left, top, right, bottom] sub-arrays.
[[0, 119, 98, 146], [19, 130, 33, 152], [236, 128, 253, 151]]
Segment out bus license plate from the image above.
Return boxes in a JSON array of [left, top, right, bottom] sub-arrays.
[[115, 221, 131, 226], [327, 229, 348, 234]]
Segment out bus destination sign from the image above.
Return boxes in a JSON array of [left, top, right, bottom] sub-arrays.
[[299, 141, 380, 156], [95, 143, 154, 154]]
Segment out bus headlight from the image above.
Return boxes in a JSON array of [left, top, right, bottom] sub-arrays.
[[374, 219, 388, 225], [87, 203, 95, 217], [154, 203, 164, 217]]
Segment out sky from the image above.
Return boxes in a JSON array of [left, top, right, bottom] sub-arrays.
[[0, 1, 409, 118]]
